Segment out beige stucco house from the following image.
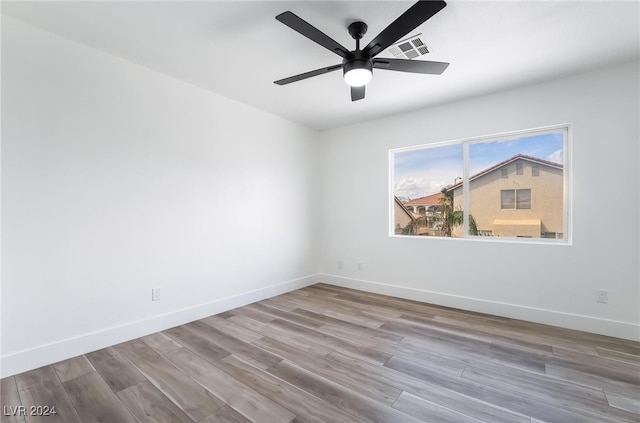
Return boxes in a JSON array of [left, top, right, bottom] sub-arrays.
[[394, 196, 416, 234], [449, 154, 564, 238]]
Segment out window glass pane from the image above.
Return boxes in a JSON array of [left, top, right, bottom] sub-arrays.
[[392, 143, 463, 237], [468, 130, 564, 239], [501, 190, 515, 209], [516, 189, 531, 209]]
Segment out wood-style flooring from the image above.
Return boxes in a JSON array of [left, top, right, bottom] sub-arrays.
[[2, 283, 639, 423]]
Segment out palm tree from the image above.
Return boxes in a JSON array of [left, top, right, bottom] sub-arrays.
[[402, 188, 477, 236], [437, 187, 478, 236]]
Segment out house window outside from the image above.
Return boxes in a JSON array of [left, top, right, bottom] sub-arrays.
[[501, 189, 531, 209], [390, 125, 570, 243], [500, 190, 515, 209]]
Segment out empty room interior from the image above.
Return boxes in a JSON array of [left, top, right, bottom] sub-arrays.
[[1, 1, 639, 422]]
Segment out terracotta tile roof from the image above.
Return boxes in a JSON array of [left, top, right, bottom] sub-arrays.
[[404, 192, 444, 205], [447, 154, 563, 191]]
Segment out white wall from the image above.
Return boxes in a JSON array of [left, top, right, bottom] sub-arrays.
[[318, 60, 640, 341], [1, 17, 319, 377]]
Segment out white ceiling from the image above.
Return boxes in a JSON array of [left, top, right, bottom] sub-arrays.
[[3, 1, 639, 130]]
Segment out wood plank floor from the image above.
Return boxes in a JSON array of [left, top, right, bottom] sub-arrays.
[[2, 283, 639, 423]]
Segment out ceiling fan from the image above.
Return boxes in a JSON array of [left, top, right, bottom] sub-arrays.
[[274, 0, 449, 102]]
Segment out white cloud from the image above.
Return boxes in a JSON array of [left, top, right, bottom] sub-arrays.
[[548, 149, 563, 164], [394, 176, 446, 199]]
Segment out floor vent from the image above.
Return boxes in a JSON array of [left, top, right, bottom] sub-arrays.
[[387, 34, 431, 60]]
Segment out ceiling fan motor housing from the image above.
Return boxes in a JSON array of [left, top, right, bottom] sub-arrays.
[[343, 51, 373, 77]]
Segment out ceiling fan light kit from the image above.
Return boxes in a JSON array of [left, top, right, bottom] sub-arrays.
[[274, 0, 449, 101], [343, 63, 372, 87]]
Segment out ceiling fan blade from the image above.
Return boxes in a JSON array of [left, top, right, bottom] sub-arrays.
[[276, 11, 351, 59], [363, 1, 446, 58], [274, 64, 342, 85], [373, 58, 449, 74], [351, 86, 365, 101]]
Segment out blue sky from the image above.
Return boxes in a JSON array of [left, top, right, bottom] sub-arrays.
[[393, 131, 564, 199]]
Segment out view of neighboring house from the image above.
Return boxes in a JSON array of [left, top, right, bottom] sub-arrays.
[[394, 196, 416, 234], [401, 192, 444, 235], [448, 154, 564, 238], [403, 192, 444, 215]]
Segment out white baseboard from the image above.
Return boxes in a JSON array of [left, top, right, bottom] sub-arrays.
[[0, 274, 318, 378], [318, 274, 640, 342]]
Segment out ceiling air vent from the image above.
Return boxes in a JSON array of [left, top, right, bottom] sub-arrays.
[[387, 34, 431, 60]]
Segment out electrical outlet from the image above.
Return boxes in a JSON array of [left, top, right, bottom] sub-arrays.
[[152, 287, 161, 302], [596, 289, 608, 304], [337, 260, 344, 269]]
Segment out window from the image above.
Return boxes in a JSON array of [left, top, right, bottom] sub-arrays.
[[390, 125, 570, 243], [516, 189, 531, 209], [500, 190, 515, 209], [501, 189, 531, 209]]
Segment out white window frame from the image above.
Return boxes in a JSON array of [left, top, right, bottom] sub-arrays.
[[390, 124, 572, 245]]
